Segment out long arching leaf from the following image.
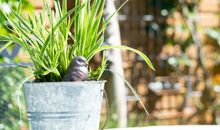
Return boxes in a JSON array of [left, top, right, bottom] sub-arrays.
[[93, 45, 155, 71]]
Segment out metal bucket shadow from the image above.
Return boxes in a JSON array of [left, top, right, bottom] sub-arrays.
[[24, 81, 105, 130]]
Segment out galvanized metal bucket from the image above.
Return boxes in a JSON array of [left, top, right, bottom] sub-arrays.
[[23, 81, 105, 130]]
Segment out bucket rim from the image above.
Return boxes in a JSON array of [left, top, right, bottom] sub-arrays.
[[24, 80, 106, 85]]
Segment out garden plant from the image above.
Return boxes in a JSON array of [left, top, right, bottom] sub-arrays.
[[0, 0, 154, 129]]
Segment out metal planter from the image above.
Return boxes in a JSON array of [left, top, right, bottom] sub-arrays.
[[23, 81, 105, 130]]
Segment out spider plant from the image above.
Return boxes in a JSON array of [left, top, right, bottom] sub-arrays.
[[0, 0, 154, 82]]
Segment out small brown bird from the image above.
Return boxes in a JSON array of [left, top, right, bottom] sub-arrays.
[[64, 56, 88, 81]]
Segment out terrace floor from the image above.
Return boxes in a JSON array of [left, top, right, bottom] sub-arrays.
[[107, 125, 220, 130]]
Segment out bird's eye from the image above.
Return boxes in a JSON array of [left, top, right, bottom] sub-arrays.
[[78, 59, 84, 62]]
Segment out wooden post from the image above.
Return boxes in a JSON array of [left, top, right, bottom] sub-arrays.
[[104, 0, 128, 127]]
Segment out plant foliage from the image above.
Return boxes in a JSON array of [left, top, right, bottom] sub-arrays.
[[0, 67, 27, 130], [0, 0, 154, 82]]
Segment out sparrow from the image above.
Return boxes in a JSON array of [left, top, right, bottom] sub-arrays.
[[64, 56, 88, 81]]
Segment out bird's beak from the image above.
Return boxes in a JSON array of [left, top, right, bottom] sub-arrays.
[[85, 62, 88, 67]]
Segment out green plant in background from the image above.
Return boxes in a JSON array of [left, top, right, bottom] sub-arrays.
[[0, 67, 27, 130], [206, 28, 220, 46], [0, 0, 33, 62], [0, 0, 32, 129], [205, 28, 220, 69], [164, 0, 219, 124], [0, 0, 32, 35], [0, 0, 154, 82]]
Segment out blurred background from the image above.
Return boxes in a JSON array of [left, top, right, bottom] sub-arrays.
[[1, 0, 220, 129]]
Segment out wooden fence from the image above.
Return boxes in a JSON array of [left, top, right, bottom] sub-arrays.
[[0, 0, 219, 127], [115, 0, 220, 126]]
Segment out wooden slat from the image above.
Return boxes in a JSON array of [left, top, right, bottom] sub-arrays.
[[199, 0, 219, 12], [198, 12, 219, 27]]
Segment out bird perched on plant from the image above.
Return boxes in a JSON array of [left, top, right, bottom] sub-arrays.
[[64, 56, 89, 81]]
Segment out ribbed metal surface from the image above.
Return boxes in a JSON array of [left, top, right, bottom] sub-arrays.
[[24, 81, 105, 130], [27, 112, 92, 120]]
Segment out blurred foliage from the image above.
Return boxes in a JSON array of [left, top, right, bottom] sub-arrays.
[[164, 2, 199, 72], [0, 0, 33, 129], [165, 0, 220, 74], [160, 0, 177, 12], [0, 0, 33, 35], [206, 17, 220, 124], [0, 67, 27, 130], [164, 0, 220, 124], [206, 28, 220, 47], [205, 16, 220, 86], [156, 0, 193, 74]]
